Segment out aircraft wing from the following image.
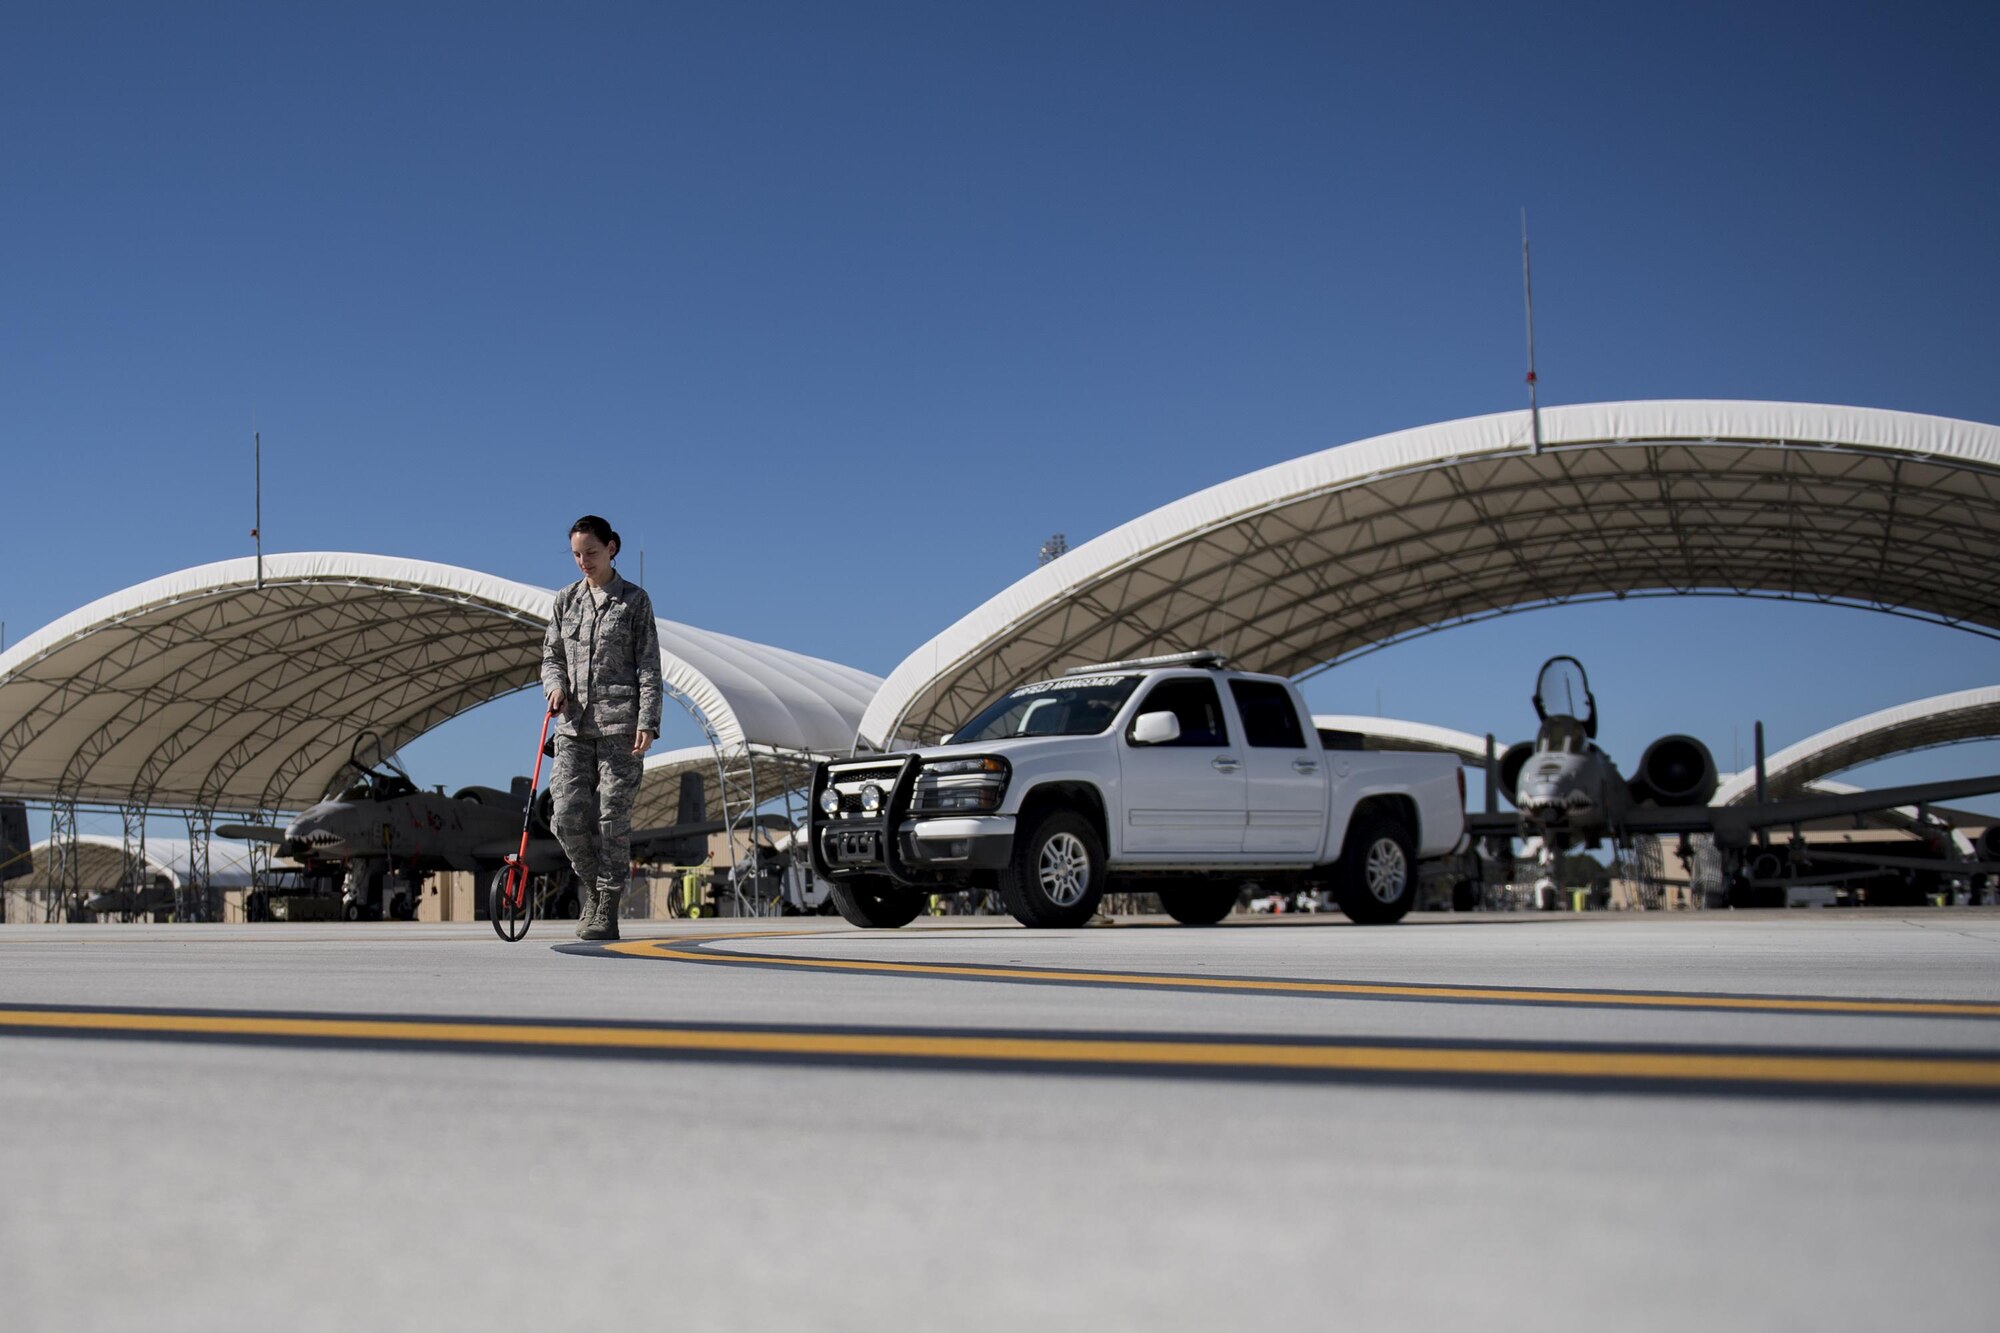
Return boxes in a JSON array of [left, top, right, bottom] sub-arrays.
[[470, 816, 799, 867], [1718, 773, 2000, 835], [1466, 772, 2000, 845], [1600, 772, 2000, 842], [627, 814, 794, 865], [628, 826, 711, 867], [471, 836, 567, 864]]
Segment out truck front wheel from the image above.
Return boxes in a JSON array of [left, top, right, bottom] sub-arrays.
[[829, 876, 925, 929], [999, 812, 1105, 928], [1333, 812, 1417, 924]]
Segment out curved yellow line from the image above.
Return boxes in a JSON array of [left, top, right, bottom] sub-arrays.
[[598, 934, 2000, 1018]]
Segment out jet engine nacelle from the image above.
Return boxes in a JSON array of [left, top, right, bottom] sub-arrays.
[[1980, 825, 2000, 861], [1629, 734, 1718, 807], [1496, 742, 1535, 809]]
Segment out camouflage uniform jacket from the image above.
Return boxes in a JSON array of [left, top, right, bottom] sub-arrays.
[[541, 574, 664, 739]]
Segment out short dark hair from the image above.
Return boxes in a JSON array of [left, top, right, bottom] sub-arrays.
[[569, 515, 620, 558]]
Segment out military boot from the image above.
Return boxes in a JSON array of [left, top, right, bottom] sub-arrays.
[[574, 886, 602, 939], [579, 888, 622, 942]]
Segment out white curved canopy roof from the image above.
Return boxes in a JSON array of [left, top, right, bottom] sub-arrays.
[[0, 553, 879, 812], [1716, 685, 2000, 805], [1311, 715, 1490, 766], [860, 401, 2000, 749]]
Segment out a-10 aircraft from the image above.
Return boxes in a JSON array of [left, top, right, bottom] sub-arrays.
[[1466, 657, 2000, 907], [218, 734, 775, 920]]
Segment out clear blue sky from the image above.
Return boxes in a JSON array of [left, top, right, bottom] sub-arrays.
[[5, 1, 1999, 834]]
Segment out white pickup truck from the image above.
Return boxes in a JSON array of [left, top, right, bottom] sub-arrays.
[[809, 652, 1466, 929]]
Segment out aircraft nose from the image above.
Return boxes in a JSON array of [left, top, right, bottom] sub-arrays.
[[285, 816, 344, 850]]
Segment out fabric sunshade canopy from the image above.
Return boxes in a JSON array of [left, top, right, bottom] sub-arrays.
[[859, 401, 2000, 750], [0, 553, 880, 812]]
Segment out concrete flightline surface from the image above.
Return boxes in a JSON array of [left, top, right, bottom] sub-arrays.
[[2, 911, 1997, 1333]]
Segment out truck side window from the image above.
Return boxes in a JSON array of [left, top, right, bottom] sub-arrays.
[[1228, 679, 1306, 748], [1129, 676, 1230, 747]]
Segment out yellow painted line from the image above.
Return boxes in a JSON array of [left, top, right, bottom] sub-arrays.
[[601, 934, 2000, 1019], [1, 1006, 1997, 1088]]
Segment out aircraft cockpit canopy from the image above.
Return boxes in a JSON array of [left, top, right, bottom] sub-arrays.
[[1535, 714, 1592, 756], [1532, 656, 1596, 738], [338, 768, 419, 802], [334, 732, 417, 802]]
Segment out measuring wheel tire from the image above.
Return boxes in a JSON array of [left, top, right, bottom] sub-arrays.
[[1157, 884, 1239, 925], [487, 864, 534, 941], [829, 876, 925, 930], [999, 811, 1106, 928], [1333, 811, 1417, 925]]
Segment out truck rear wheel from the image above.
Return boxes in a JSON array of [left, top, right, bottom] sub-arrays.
[[1157, 884, 1238, 925], [999, 812, 1104, 928], [1333, 811, 1417, 924], [829, 876, 925, 929]]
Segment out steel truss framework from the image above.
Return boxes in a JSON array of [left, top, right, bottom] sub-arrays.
[[0, 572, 547, 812], [859, 402, 2000, 748], [11, 800, 197, 923], [46, 801, 78, 922]]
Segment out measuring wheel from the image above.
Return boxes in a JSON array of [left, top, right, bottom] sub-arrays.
[[489, 861, 534, 941]]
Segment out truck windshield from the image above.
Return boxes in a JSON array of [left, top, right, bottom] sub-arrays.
[[951, 675, 1142, 742]]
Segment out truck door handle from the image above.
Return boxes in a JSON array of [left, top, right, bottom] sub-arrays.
[[1212, 757, 1241, 772], [1293, 759, 1319, 774]]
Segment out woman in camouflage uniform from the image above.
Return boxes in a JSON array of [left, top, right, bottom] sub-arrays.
[[541, 515, 663, 942]]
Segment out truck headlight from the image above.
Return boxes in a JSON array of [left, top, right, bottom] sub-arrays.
[[910, 755, 1011, 813], [924, 756, 1008, 777], [861, 784, 885, 814], [818, 786, 840, 817]]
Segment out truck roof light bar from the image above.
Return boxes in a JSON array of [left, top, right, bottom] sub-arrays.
[[1061, 650, 1229, 675]]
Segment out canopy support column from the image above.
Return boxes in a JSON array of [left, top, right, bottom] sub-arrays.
[[118, 805, 147, 922], [182, 811, 213, 923], [47, 800, 79, 922]]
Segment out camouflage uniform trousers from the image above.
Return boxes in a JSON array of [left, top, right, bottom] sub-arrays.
[[550, 733, 644, 896]]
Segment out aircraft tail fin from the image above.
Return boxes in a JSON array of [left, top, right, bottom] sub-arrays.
[[677, 773, 705, 827]]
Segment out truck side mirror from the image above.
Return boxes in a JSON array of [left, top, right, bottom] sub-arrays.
[[1130, 711, 1182, 745]]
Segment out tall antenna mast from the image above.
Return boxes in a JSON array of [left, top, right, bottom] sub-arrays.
[[253, 430, 264, 588], [1522, 209, 1543, 455]]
